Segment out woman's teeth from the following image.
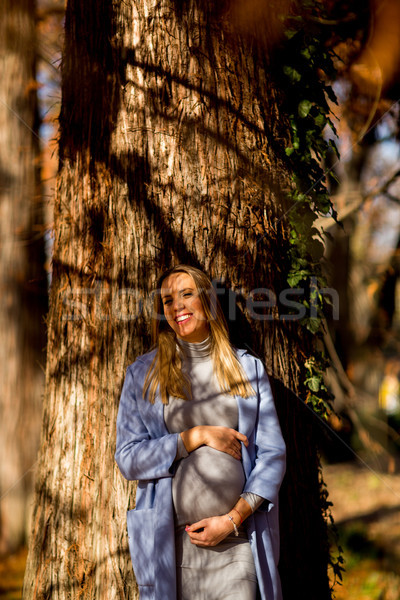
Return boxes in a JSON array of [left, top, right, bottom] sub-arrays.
[[176, 314, 191, 323]]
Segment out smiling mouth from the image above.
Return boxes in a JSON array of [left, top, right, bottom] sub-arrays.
[[175, 314, 192, 323]]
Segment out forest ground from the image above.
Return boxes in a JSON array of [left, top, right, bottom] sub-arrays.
[[324, 461, 400, 600], [1, 461, 400, 599], [0, 547, 27, 600]]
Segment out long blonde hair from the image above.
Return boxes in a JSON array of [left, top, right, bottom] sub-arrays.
[[143, 264, 255, 404]]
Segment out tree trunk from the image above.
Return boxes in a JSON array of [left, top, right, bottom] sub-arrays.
[[24, 1, 332, 598], [0, 0, 47, 554]]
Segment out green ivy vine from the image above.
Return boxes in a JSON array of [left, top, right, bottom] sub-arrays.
[[276, 1, 341, 418], [278, 1, 345, 589]]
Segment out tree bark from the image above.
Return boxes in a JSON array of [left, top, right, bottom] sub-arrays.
[[24, 1, 332, 598], [0, 0, 47, 555]]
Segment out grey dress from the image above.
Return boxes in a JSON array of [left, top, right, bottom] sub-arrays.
[[164, 338, 260, 600]]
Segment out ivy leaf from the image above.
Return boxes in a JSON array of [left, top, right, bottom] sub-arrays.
[[298, 99, 312, 118], [305, 317, 321, 333], [315, 196, 332, 214], [314, 112, 326, 129], [287, 269, 309, 287], [283, 65, 302, 82], [301, 45, 316, 60], [284, 28, 297, 40], [290, 256, 309, 269], [307, 377, 321, 392]]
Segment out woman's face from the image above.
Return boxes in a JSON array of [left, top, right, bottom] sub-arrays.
[[160, 272, 209, 343]]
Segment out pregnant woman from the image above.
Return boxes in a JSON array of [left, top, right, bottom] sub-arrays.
[[115, 265, 286, 600]]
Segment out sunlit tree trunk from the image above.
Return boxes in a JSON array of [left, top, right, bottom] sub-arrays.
[[0, 0, 47, 555], [24, 1, 332, 597]]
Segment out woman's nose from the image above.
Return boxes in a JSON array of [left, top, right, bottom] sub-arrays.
[[172, 296, 184, 311]]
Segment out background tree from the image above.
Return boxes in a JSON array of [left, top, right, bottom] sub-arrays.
[[0, 0, 47, 555], [312, 0, 400, 470], [23, 1, 339, 598]]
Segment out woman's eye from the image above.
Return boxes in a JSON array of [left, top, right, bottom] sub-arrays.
[[163, 299, 172, 305], [183, 292, 193, 298]]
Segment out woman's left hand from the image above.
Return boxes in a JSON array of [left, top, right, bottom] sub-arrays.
[[185, 515, 234, 547]]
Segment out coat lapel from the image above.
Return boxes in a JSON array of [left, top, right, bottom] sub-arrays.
[[237, 393, 258, 439], [237, 393, 258, 478], [138, 387, 169, 438], [236, 350, 259, 438]]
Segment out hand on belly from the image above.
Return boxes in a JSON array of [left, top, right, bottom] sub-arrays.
[[172, 446, 246, 526]]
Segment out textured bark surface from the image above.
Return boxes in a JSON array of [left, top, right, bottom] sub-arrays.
[[0, 0, 47, 554], [24, 1, 331, 598]]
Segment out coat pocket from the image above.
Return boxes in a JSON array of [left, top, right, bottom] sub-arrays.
[[127, 508, 155, 587]]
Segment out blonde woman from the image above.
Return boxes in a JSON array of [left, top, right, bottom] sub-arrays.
[[115, 265, 286, 600]]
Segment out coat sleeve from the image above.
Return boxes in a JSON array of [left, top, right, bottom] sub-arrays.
[[242, 358, 286, 510], [115, 364, 180, 481]]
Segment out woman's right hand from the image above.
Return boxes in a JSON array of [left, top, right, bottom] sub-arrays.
[[180, 426, 248, 460]]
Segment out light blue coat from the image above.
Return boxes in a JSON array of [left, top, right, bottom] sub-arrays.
[[115, 349, 286, 600]]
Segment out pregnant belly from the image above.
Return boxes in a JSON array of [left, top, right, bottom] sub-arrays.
[[172, 446, 246, 526]]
